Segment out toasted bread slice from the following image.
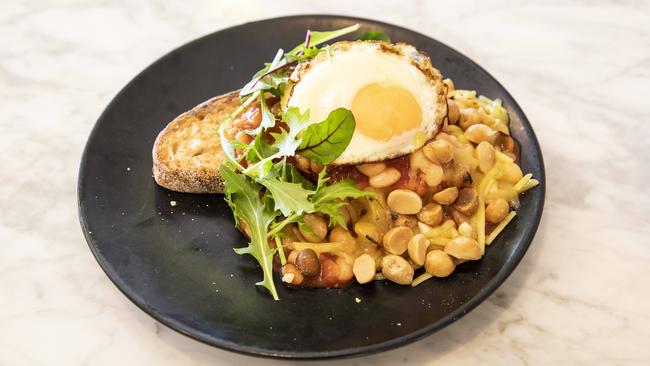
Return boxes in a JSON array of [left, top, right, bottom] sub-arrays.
[[152, 90, 241, 193]]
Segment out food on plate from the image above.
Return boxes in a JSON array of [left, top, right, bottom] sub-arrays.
[[153, 91, 241, 193], [151, 24, 539, 300]]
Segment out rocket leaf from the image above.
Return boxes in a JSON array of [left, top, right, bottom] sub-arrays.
[[220, 165, 280, 300]]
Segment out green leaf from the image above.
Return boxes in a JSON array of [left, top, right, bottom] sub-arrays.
[[314, 167, 329, 191], [313, 179, 375, 206], [240, 24, 360, 100], [314, 201, 349, 228], [357, 30, 391, 42], [243, 106, 312, 176], [259, 177, 315, 217], [286, 46, 321, 63], [247, 158, 274, 178], [282, 107, 310, 135], [296, 108, 356, 165], [219, 124, 245, 171], [246, 132, 278, 164], [312, 177, 376, 227], [288, 24, 360, 55], [220, 165, 280, 300], [267, 107, 311, 158], [287, 164, 315, 190], [270, 128, 302, 158], [241, 49, 285, 96]]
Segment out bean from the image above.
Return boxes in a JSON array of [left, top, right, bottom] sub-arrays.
[[234, 108, 262, 129], [369, 167, 401, 188], [422, 163, 444, 187], [329, 226, 357, 247], [459, 108, 482, 130], [409, 149, 430, 173], [299, 214, 328, 243], [433, 187, 459, 205], [295, 249, 321, 277], [416, 203, 443, 226], [454, 188, 479, 216], [271, 102, 282, 115], [447, 99, 460, 125], [408, 234, 430, 266], [346, 203, 361, 224], [458, 222, 477, 239], [423, 139, 454, 164], [225, 126, 238, 140], [291, 224, 307, 242], [281, 263, 304, 285], [338, 205, 351, 226], [382, 227, 413, 255], [295, 155, 311, 173], [246, 107, 262, 128], [287, 250, 299, 264], [356, 162, 386, 176], [417, 221, 434, 235], [444, 237, 481, 260], [336, 255, 354, 282], [435, 132, 455, 145], [410, 150, 444, 187], [449, 207, 470, 226], [387, 189, 422, 215], [235, 131, 253, 145], [317, 257, 339, 284], [485, 198, 510, 224], [444, 162, 472, 188], [496, 133, 516, 155], [353, 254, 376, 284], [475, 141, 495, 173], [232, 117, 248, 128], [310, 160, 324, 173], [425, 250, 456, 277], [465, 124, 497, 144], [381, 255, 414, 285]]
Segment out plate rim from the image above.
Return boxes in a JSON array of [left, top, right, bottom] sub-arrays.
[[78, 14, 546, 360]]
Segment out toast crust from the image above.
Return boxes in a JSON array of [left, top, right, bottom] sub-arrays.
[[152, 91, 241, 193]]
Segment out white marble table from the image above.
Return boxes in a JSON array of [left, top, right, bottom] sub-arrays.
[[1, 0, 649, 365]]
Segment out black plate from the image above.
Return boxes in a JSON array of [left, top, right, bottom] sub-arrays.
[[78, 15, 545, 359]]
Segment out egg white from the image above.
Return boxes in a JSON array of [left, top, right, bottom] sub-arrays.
[[287, 41, 445, 165]]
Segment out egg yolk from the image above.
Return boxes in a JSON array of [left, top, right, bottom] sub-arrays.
[[351, 83, 422, 141]]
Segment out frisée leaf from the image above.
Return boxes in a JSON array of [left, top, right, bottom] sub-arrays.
[[311, 173, 376, 227], [259, 177, 315, 217]]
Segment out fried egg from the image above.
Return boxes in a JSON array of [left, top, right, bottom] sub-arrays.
[[286, 41, 446, 165]]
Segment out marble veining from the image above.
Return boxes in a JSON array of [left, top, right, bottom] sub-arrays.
[[1, 0, 649, 365]]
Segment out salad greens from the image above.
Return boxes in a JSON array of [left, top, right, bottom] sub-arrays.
[[296, 108, 355, 165], [221, 165, 279, 299], [240, 24, 360, 98], [219, 24, 375, 300], [357, 30, 391, 42]]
